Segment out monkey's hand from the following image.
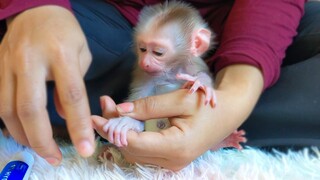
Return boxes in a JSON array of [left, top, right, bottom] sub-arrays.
[[101, 116, 144, 147], [176, 72, 216, 107]]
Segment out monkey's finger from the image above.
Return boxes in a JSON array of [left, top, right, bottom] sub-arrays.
[[102, 119, 118, 143], [176, 73, 196, 81], [181, 81, 193, 89], [189, 80, 201, 94], [120, 125, 129, 147], [211, 90, 217, 108], [113, 120, 128, 147], [237, 129, 246, 136], [203, 87, 212, 106]]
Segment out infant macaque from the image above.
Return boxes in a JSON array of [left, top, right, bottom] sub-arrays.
[[95, 1, 246, 150]]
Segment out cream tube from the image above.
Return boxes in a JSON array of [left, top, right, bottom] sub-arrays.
[[0, 151, 34, 180]]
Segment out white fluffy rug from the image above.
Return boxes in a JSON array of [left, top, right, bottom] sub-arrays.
[[1, 131, 320, 180]]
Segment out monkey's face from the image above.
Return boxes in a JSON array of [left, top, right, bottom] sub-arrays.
[[136, 35, 176, 76]]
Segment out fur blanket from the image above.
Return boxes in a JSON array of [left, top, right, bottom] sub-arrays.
[[0, 131, 320, 180]]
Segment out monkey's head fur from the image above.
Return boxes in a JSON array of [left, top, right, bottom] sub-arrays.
[[134, 1, 215, 74]]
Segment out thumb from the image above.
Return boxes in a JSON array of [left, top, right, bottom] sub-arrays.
[[116, 89, 202, 120]]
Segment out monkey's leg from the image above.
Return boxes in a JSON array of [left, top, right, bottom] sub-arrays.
[[176, 73, 216, 107], [102, 116, 144, 147], [210, 130, 247, 151]]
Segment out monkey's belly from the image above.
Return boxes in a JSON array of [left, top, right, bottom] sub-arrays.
[[144, 83, 180, 131], [145, 118, 171, 132]]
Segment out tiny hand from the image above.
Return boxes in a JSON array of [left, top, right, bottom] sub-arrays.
[[93, 115, 144, 147], [176, 73, 216, 107], [92, 96, 144, 147]]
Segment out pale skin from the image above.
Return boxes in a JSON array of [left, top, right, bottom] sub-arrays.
[[0, 6, 95, 165], [92, 64, 263, 171]]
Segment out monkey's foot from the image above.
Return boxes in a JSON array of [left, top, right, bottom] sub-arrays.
[[176, 73, 216, 107], [210, 130, 247, 151], [98, 143, 130, 167], [102, 116, 144, 147]]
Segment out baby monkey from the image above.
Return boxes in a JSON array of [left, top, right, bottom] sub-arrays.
[[95, 2, 246, 149]]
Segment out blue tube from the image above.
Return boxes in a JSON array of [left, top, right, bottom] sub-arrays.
[[0, 152, 34, 180]]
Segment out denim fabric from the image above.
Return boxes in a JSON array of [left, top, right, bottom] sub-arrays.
[[48, 0, 136, 125]]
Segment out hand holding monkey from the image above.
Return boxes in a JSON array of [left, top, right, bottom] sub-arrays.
[[93, 2, 245, 149], [92, 64, 263, 171], [94, 2, 218, 147]]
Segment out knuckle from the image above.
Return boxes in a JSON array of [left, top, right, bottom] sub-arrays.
[[30, 141, 50, 154], [142, 96, 157, 114], [62, 84, 84, 105], [17, 101, 42, 119]]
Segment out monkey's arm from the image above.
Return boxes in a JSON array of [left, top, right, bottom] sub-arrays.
[[176, 72, 216, 107], [176, 60, 216, 107]]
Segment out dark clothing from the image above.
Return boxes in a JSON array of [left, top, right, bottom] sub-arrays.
[[0, 0, 307, 89]]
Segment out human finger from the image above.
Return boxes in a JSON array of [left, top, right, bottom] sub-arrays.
[[91, 115, 109, 138], [0, 56, 29, 146], [121, 149, 189, 172], [16, 64, 62, 165], [116, 89, 202, 120], [123, 125, 186, 157], [53, 54, 95, 158], [100, 95, 118, 118]]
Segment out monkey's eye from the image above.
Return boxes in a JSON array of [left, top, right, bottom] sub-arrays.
[[139, 48, 147, 52], [153, 51, 164, 57]]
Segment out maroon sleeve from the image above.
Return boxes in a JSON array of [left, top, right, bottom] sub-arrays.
[[0, 0, 71, 20], [207, 0, 306, 89], [0, 0, 71, 38]]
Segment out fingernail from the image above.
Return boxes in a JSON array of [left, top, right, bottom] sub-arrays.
[[45, 157, 60, 166], [77, 140, 94, 157], [116, 102, 134, 114]]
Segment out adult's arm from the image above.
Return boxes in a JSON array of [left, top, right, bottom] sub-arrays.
[[208, 0, 306, 89]]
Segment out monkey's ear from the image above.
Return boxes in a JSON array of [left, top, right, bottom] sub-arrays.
[[191, 28, 211, 57]]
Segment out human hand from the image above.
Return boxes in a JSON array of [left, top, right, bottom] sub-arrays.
[[0, 6, 95, 165], [93, 65, 263, 171], [93, 90, 226, 171]]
